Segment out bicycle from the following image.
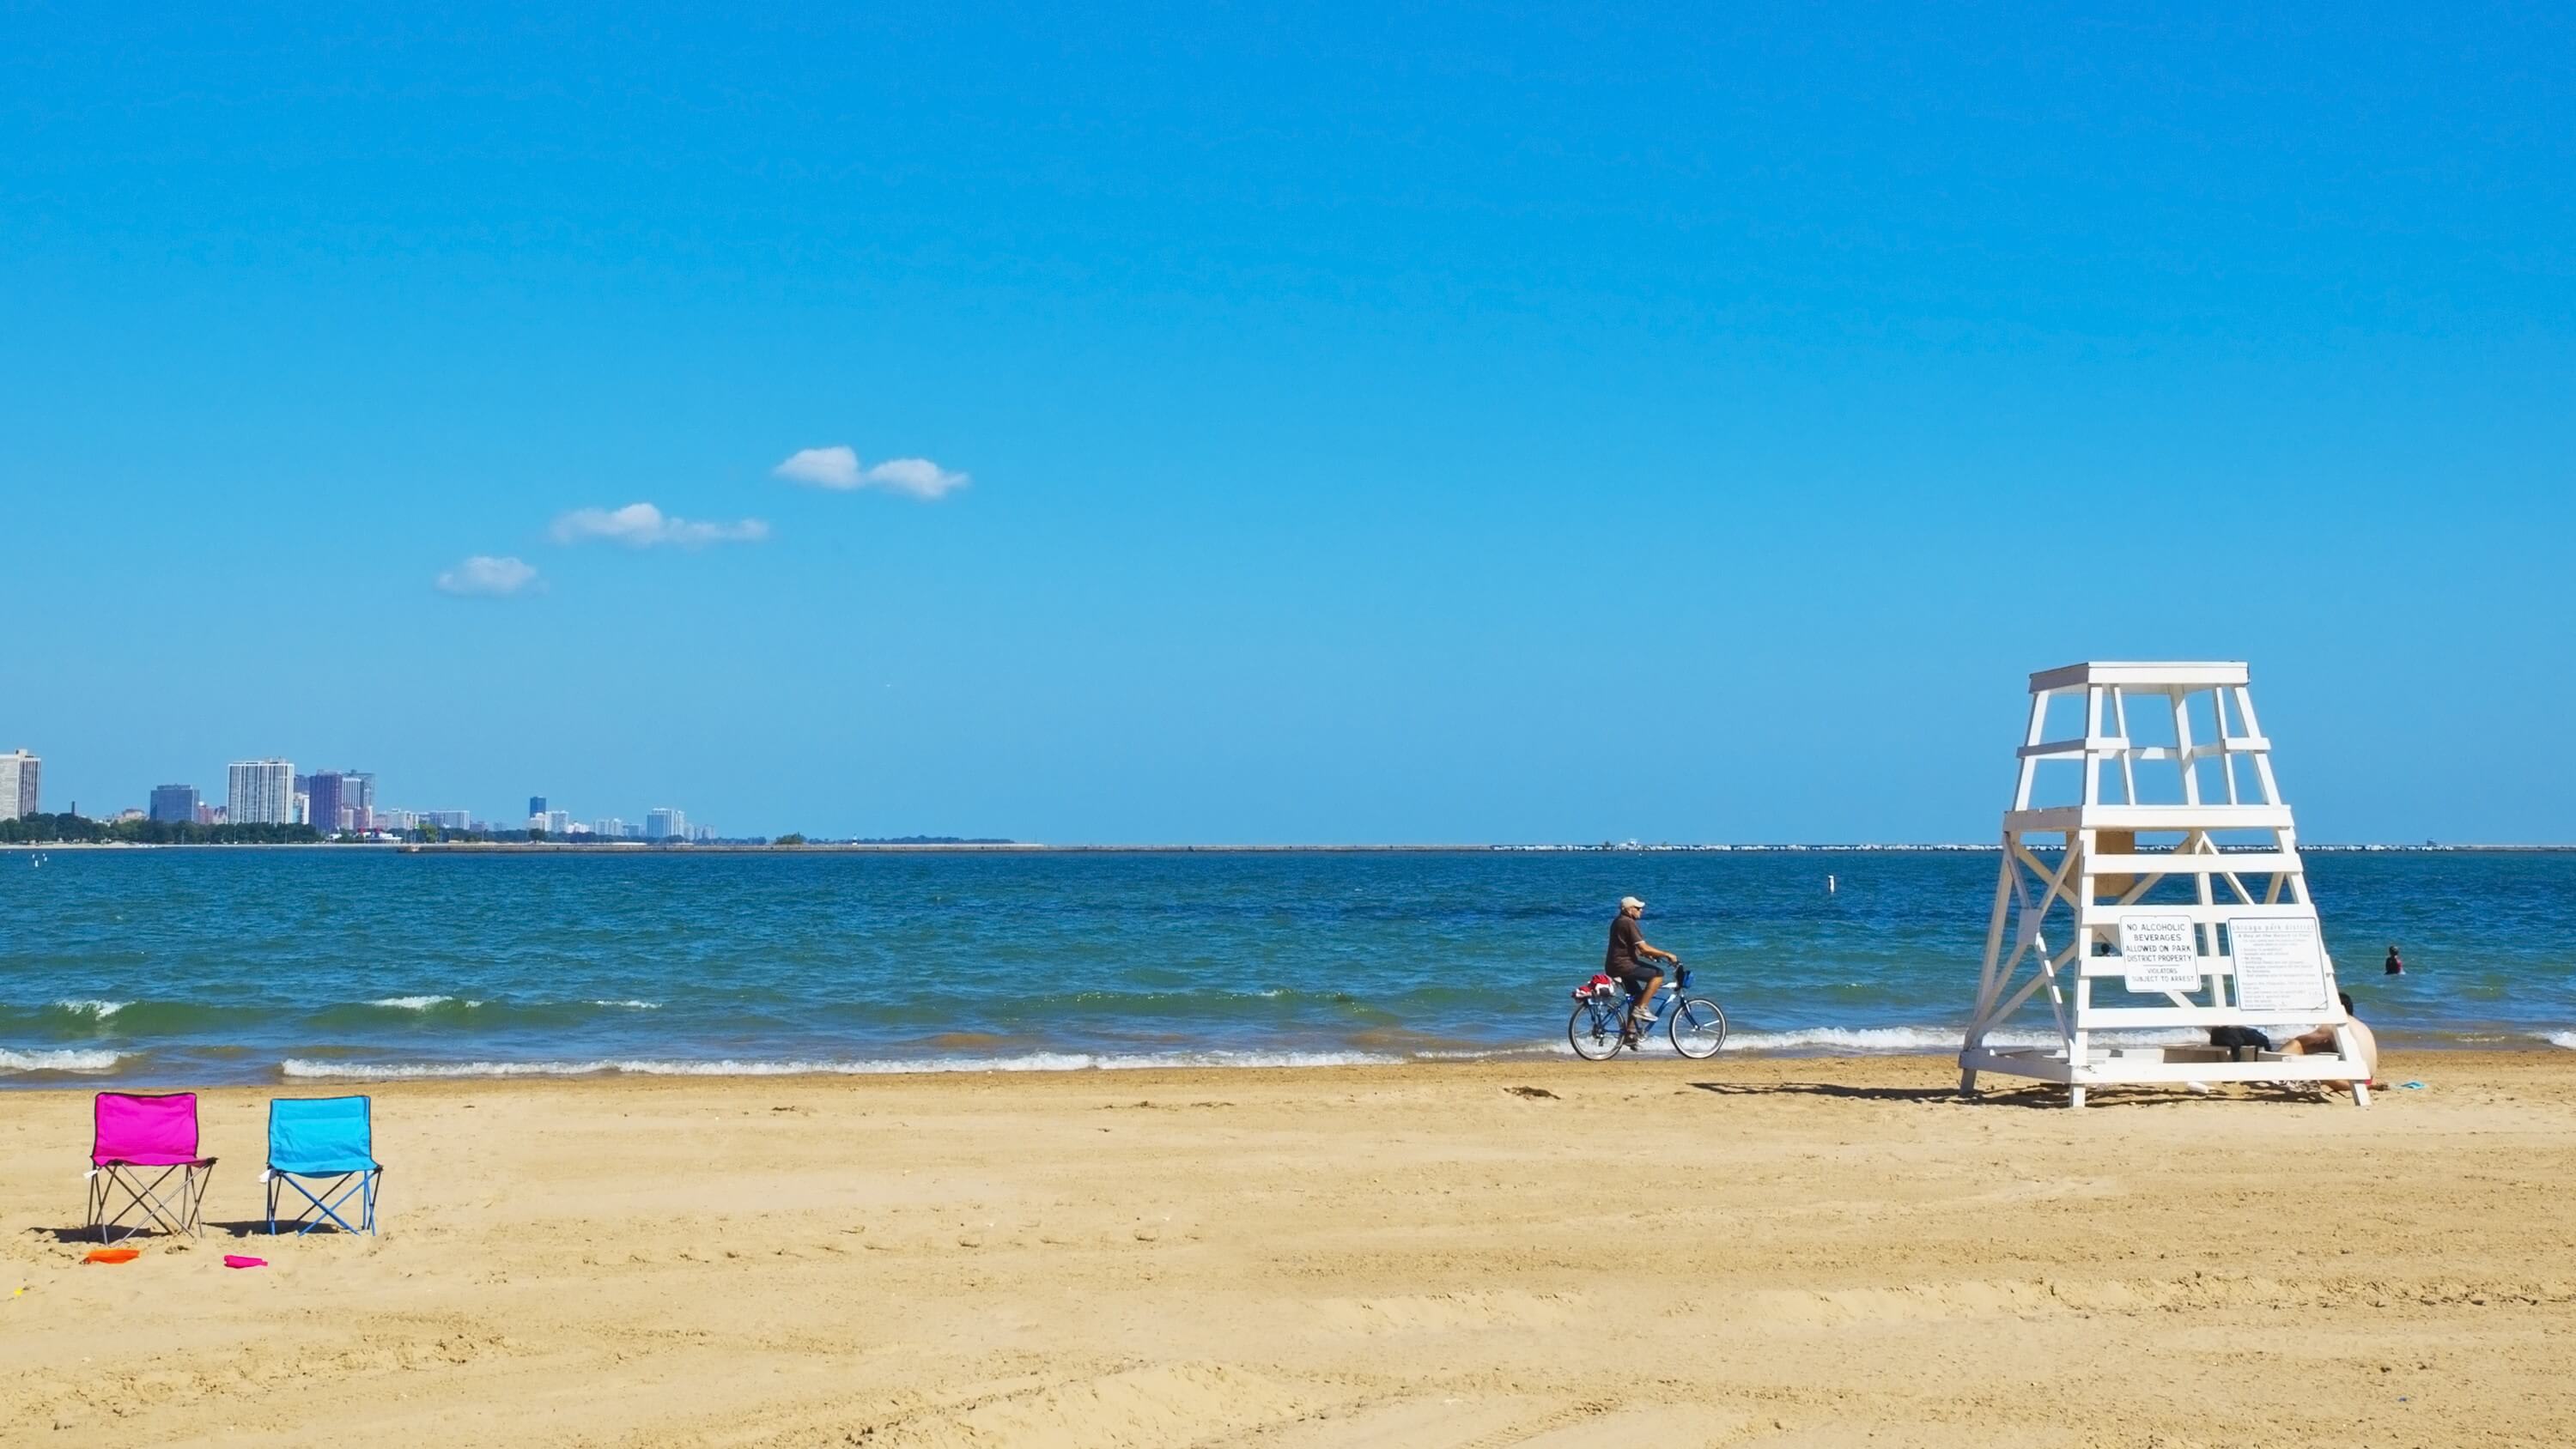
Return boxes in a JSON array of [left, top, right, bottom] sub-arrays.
[[1568, 962, 1728, 1061]]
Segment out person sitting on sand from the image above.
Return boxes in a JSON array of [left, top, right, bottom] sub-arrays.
[[1605, 895, 1679, 1040], [2276, 991, 2380, 1098]]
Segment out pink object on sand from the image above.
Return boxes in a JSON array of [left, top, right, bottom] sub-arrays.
[[222, 1256, 266, 1270]]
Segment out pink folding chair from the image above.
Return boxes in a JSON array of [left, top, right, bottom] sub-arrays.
[[86, 1092, 217, 1242]]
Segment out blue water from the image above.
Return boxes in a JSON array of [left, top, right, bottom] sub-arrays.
[[2, 848, 2569, 1083]]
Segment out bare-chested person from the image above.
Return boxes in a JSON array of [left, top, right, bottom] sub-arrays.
[[2278, 991, 2379, 1098]]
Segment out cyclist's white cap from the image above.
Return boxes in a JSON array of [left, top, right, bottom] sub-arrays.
[[1619, 895, 1644, 910]]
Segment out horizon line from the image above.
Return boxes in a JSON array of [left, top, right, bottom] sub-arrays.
[[10, 840, 2573, 853]]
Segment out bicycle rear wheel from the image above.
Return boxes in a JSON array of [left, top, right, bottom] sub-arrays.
[[1568, 1000, 1625, 1060], [1668, 997, 1728, 1058]]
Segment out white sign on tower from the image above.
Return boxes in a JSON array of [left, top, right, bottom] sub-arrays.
[[2229, 917, 2334, 1016], [2115, 912, 2202, 993]]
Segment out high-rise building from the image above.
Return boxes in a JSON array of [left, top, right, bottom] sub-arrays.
[[0, 750, 39, 819], [307, 773, 347, 834], [529, 795, 548, 817], [544, 809, 572, 835], [302, 771, 379, 834], [644, 807, 686, 840], [594, 817, 627, 840], [149, 784, 200, 823], [426, 809, 471, 830], [227, 759, 295, 825]]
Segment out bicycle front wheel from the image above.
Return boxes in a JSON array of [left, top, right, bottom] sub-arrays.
[[1568, 1001, 1625, 1060], [1668, 997, 1728, 1059]]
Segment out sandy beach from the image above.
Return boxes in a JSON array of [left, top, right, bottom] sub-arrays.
[[6, 1052, 2573, 1447]]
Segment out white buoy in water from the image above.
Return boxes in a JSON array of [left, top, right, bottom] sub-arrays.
[[1826, 874, 1836, 893]]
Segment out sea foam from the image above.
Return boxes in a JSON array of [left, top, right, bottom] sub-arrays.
[[1, 1047, 124, 1073], [281, 1048, 1404, 1080], [2548, 1031, 2576, 1051], [1723, 1025, 2206, 1052]]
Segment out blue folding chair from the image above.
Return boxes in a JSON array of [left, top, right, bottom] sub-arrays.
[[262, 1096, 382, 1235]]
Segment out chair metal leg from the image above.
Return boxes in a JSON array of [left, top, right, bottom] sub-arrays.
[[271, 1170, 380, 1235]]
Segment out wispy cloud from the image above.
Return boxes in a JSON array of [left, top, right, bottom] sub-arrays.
[[775, 445, 969, 500], [862, 457, 970, 499], [434, 555, 540, 597], [550, 502, 771, 549], [774, 446, 863, 488]]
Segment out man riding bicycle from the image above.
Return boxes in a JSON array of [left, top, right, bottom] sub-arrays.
[[1605, 895, 1680, 1040]]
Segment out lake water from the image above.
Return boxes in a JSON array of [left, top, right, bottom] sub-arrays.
[[3, 848, 2569, 1084]]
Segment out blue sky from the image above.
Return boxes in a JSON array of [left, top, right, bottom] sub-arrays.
[[4, 3, 2569, 841]]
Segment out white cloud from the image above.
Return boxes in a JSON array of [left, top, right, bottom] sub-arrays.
[[862, 457, 970, 499], [774, 446, 969, 500], [774, 445, 862, 489], [434, 555, 540, 597], [549, 502, 771, 549]]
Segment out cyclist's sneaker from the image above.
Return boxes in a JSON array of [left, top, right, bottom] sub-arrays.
[[1632, 1010, 1658, 1028]]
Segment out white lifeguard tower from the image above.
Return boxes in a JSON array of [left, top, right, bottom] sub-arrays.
[[1958, 662, 2370, 1107]]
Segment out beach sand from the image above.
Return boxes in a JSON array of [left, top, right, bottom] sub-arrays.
[[5, 1052, 2573, 1447]]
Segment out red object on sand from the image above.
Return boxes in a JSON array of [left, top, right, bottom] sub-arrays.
[[83, 1248, 140, 1264], [222, 1255, 267, 1270]]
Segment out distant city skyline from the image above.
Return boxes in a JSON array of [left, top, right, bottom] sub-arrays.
[[3, 741, 726, 838]]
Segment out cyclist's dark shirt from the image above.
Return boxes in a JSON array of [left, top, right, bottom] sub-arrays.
[[1605, 914, 1644, 972]]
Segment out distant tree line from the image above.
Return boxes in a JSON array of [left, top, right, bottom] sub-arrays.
[[0, 812, 324, 845]]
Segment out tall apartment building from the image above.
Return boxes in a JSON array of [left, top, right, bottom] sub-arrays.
[[227, 759, 296, 825], [529, 795, 547, 817], [644, 807, 687, 840], [149, 784, 200, 823], [302, 771, 379, 833], [426, 810, 471, 831], [0, 750, 38, 819], [307, 772, 347, 834]]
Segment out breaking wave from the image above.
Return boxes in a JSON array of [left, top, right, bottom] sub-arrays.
[[1, 1048, 125, 1074], [281, 1049, 1404, 1080]]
